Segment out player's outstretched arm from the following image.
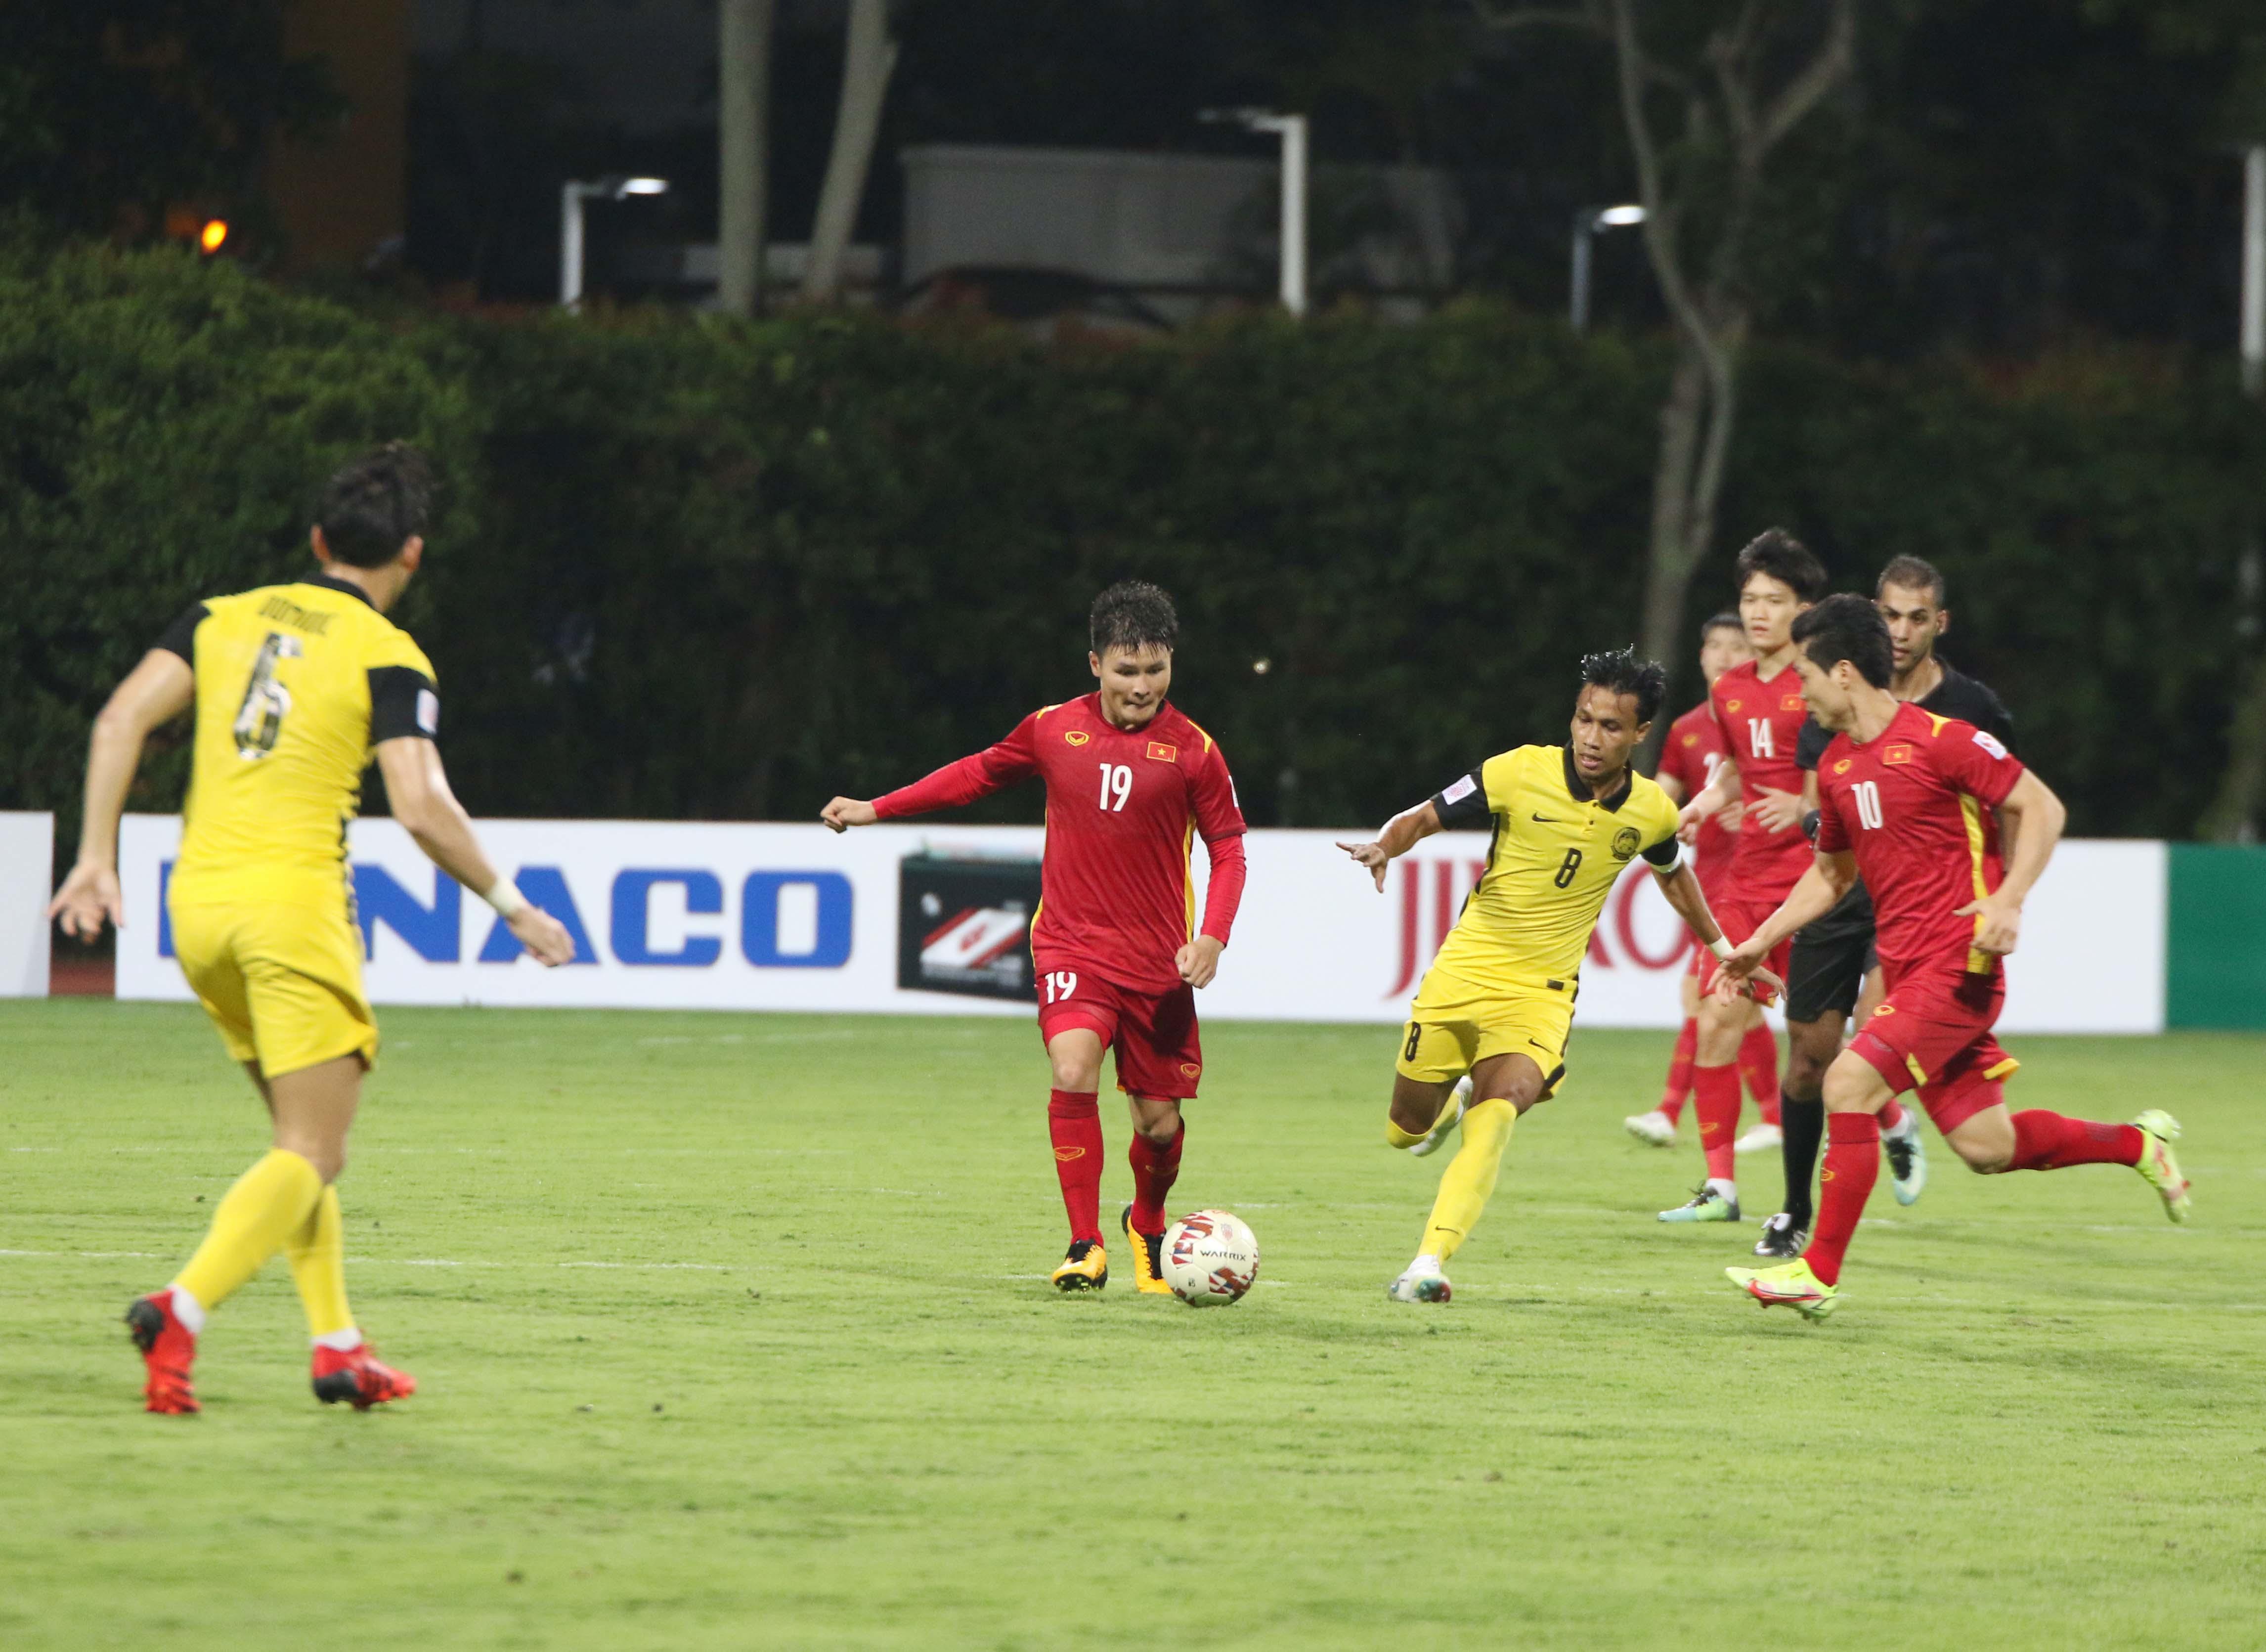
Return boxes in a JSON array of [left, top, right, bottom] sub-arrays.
[[1716, 851, 1857, 997], [821, 798, 878, 832], [375, 738, 575, 966], [47, 650, 195, 939], [1338, 801, 1443, 892], [828, 718, 1046, 832], [1959, 768, 2065, 956], [1651, 858, 1784, 1004], [1677, 755, 1741, 841]]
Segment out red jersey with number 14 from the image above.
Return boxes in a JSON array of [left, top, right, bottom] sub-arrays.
[[1815, 702, 2025, 978], [872, 696, 1248, 995], [1657, 700, 1736, 897], [1710, 657, 1813, 898]]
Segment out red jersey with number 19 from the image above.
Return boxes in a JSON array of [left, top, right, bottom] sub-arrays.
[[1710, 657, 1814, 898], [872, 696, 1248, 995], [1657, 700, 1736, 898], [1815, 702, 2025, 978]]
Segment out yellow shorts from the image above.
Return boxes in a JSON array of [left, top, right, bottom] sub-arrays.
[[169, 898, 378, 1079], [1396, 966, 1575, 1093]]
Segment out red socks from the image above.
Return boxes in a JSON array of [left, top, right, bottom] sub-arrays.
[[1805, 1111, 1881, 1286], [1692, 1063, 1742, 1182], [1659, 1018, 1698, 1123], [1739, 1024, 1782, 1125], [1128, 1123, 1185, 1236], [1047, 1089, 1105, 1244], [2007, 1111, 2143, 1172]]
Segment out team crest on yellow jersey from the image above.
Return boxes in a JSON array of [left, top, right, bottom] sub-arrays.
[[1611, 826, 1641, 862]]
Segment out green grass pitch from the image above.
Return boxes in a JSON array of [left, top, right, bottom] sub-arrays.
[[3, 1000, 2262, 1649]]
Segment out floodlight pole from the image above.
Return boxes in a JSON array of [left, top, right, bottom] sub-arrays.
[[1570, 206, 1645, 333], [560, 176, 671, 309], [2243, 144, 2264, 399], [1201, 109, 1307, 316], [1248, 114, 1308, 316], [561, 182, 599, 309]]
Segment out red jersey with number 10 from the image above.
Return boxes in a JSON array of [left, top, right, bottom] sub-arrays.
[[1710, 657, 1814, 898], [1815, 701, 2026, 978], [872, 696, 1248, 995], [1657, 700, 1737, 897]]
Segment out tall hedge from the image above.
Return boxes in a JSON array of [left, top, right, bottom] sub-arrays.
[[4, 246, 2259, 854]]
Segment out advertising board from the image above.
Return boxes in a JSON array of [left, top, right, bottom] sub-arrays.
[[111, 817, 2164, 1032]]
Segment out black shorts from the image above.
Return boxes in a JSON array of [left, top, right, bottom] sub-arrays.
[[1784, 880, 1879, 1025]]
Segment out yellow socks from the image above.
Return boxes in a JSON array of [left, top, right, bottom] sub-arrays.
[[173, 1148, 324, 1317], [1418, 1098, 1517, 1262], [285, 1183, 354, 1341]]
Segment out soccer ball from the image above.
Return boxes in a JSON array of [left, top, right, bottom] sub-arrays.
[[1161, 1209, 1259, 1306]]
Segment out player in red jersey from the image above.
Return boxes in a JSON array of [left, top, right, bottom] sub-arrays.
[[1717, 597, 2191, 1319], [1660, 531, 1840, 1222], [1624, 612, 1782, 1149], [822, 582, 1247, 1294]]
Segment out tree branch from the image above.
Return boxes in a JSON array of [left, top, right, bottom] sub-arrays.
[[1752, 0, 1856, 160], [1467, 1, 1606, 35]]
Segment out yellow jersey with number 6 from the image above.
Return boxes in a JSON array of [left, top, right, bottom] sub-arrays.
[[1423, 744, 1683, 995], [159, 573, 439, 910]]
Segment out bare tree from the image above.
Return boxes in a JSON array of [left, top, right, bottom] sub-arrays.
[[1479, 0, 1857, 705], [717, 0, 777, 317], [802, 0, 898, 305]]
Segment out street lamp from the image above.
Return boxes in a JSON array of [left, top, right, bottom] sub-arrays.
[[1201, 108, 1309, 316], [559, 175, 671, 309], [1571, 203, 1645, 333]]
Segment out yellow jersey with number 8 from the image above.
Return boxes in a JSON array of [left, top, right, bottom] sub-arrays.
[[1423, 744, 1683, 995], [159, 573, 438, 910]]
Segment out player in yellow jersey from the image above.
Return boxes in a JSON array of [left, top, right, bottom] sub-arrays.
[[1339, 650, 1781, 1303], [47, 444, 574, 1414]]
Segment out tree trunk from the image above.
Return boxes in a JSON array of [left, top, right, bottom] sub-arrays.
[[1636, 307, 1742, 756], [716, 0, 776, 318], [802, 0, 897, 306]]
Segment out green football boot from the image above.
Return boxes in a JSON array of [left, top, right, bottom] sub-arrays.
[[1658, 1184, 1740, 1223], [1725, 1258, 1839, 1322], [2132, 1110, 2192, 1224]]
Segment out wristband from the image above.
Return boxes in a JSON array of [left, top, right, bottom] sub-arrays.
[[1708, 937, 1736, 961], [482, 876, 527, 919]]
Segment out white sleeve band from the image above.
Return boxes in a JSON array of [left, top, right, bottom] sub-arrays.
[[482, 877, 527, 918], [1708, 936, 1737, 961]]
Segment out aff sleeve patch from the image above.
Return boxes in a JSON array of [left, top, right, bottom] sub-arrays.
[[1971, 729, 2008, 759], [417, 688, 440, 736], [1441, 774, 1478, 805]]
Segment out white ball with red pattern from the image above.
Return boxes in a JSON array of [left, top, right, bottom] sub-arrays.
[[1161, 1209, 1259, 1306]]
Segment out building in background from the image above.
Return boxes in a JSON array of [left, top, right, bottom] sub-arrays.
[[268, 0, 414, 275]]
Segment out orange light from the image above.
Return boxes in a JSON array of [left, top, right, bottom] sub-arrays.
[[199, 219, 228, 254]]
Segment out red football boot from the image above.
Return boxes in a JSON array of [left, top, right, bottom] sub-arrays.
[[311, 1342, 418, 1410], [125, 1290, 199, 1415]]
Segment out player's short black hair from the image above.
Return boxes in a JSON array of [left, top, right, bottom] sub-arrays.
[[316, 442, 432, 568], [1734, 528, 1827, 604], [1577, 646, 1668, 725], [1792, 594, 1893, 689], [1089, 580, 1177, 656], [1700, 610, 1743, 643], [1876, 554, 1946, 607]]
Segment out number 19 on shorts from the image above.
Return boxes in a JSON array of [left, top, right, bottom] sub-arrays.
[[1044, 970, 1079, 1003]]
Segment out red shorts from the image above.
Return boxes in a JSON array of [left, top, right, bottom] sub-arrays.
[[1846, 958, 2018, 1135], [1034, 956, 1202, 1101], [1700, 890, 1793, 1001]]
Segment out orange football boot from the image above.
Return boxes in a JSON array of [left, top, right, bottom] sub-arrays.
[[311, 1343, 418, 1410], [125, 1290, 199, 1415]]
